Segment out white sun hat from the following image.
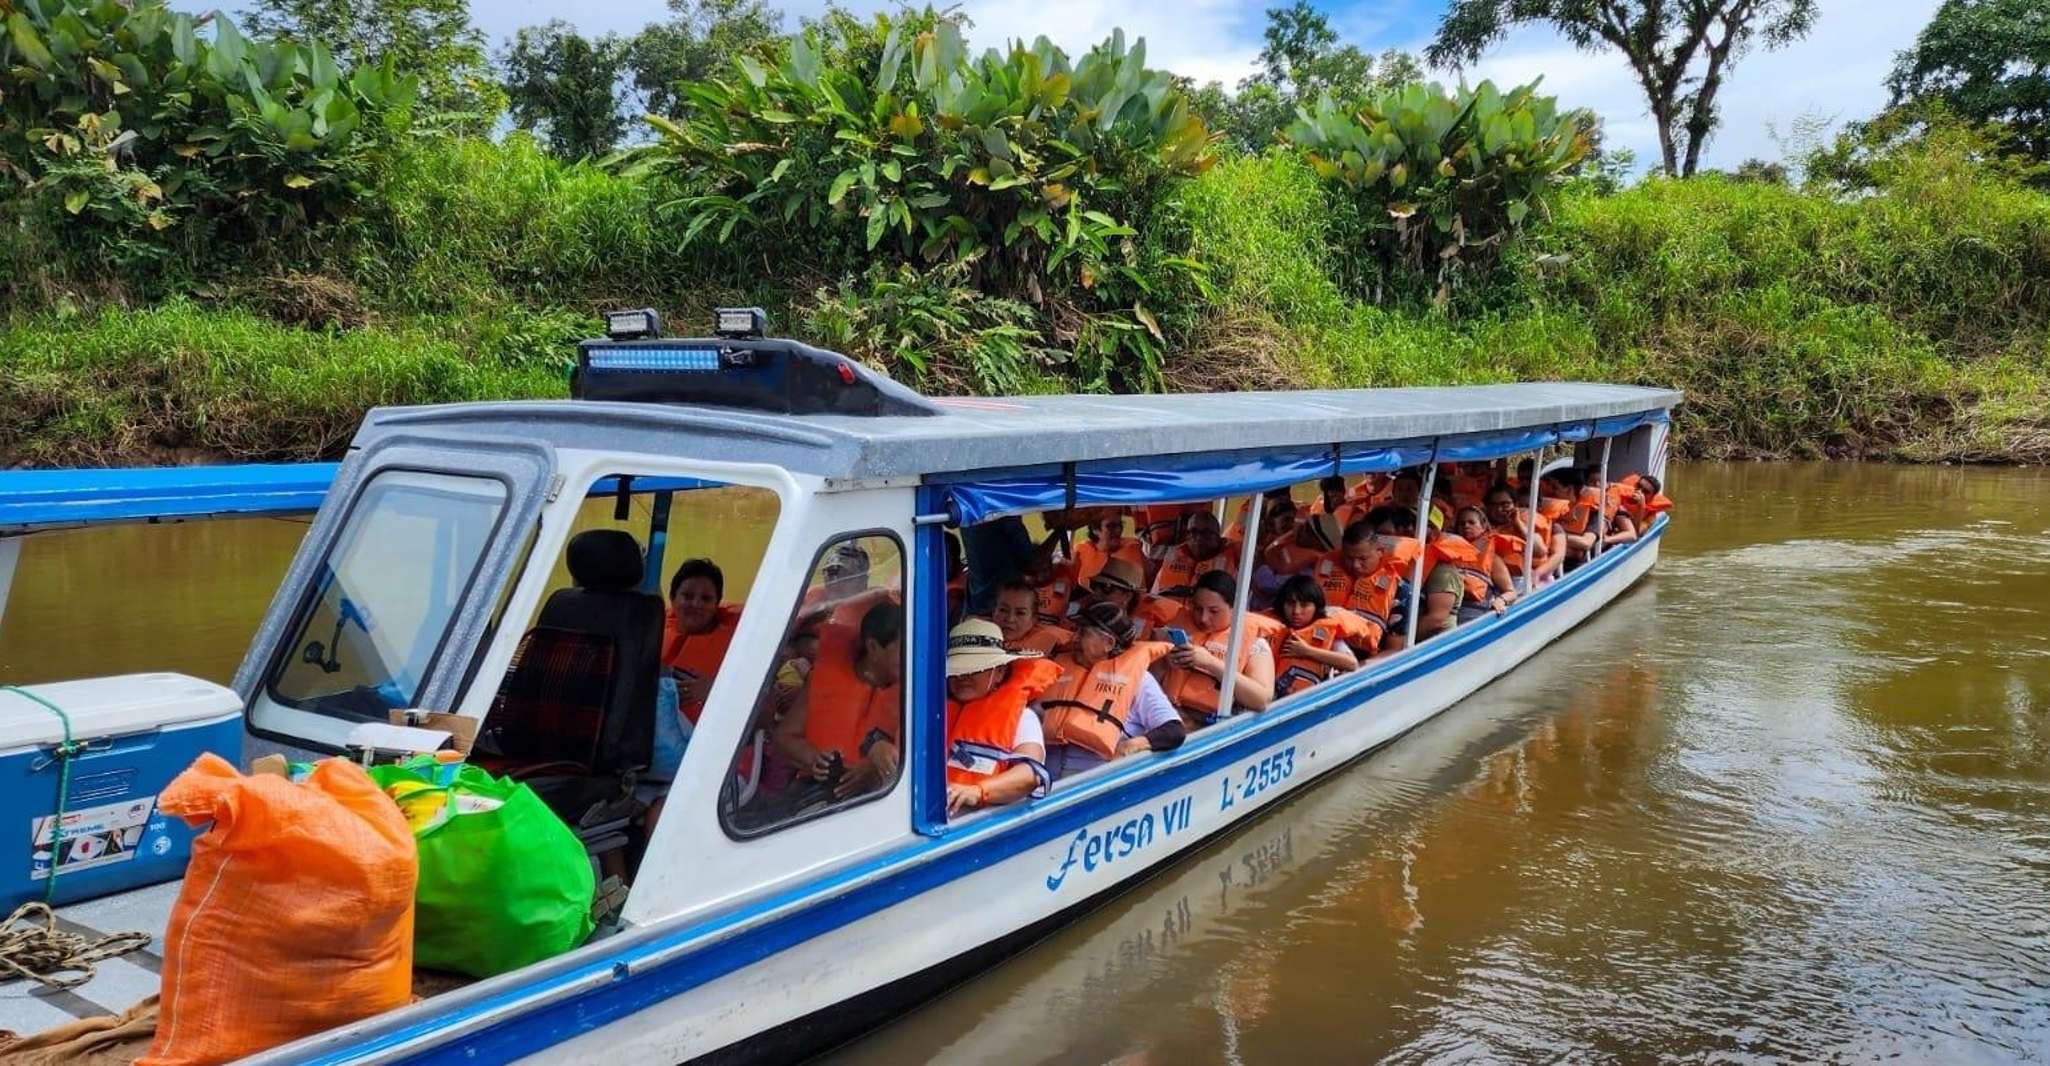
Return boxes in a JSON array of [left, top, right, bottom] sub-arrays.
[[946, 618, 1038, 678]]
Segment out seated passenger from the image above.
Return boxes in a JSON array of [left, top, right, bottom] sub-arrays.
[[661, 558, 743, 727], [991, 578, 1072, 655], [1483, 484, 1550, 588], [1620, 473, 1672, 528], [802, 541, 873, 614], [774, 601, 903, 803], [1153, 510, 1237, 599], [1309, 475, 1354, 525], [1247, 497, 1302, 608], [1040, 602, 1187, 780], [1269, 575, 1361, 697], [649, 558, 742, 832], [1447, 462, 1493, 508], [1138, 502, 1203, 560], [1157, 570, 1277, 728], [943, 619, 1061, 817], [1021, 547, 1079, 628], [1224, 489, 1294, 548], [1085, 557, 1183, 642], [1071, 510, 1145, 590], [1413, 513, 1467, 641], [1313, 519, 1414, 656], [1263, 511, 1339, 578], [1554, 468, 1601, 567], [1452, 506, 1520, 616], [1389, 469, 1455, 527]]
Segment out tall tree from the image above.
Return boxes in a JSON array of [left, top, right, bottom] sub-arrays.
[[246, 0, 503, 131], [1200, 2, 1421, 153], [1887, 0, 2050, 162], [1429, 0, 1819, 177], [627, 0, 782, 118], [501, 22, 633, 159]]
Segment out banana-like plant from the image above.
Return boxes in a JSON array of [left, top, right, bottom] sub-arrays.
[[629, 9, 1216, 357], [1285, 78, 1590, 303], [2, 0, 415, 249]]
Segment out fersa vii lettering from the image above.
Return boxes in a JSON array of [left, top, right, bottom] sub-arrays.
[[1043, 745, 1300, 892]]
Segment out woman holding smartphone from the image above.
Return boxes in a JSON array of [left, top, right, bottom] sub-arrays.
[[1155, 570, 1278, 730]]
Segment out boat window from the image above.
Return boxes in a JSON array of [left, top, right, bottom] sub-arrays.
[[466, 473, 782, 881], [722, 531, 907, 838], [267, 470, 508, 720]]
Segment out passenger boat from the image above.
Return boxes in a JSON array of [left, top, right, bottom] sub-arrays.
[[0, 309, 1678, 1063]]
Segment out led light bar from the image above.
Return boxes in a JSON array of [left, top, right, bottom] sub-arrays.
[[586, 347, 722, 372], [714, 306, 767, 338]]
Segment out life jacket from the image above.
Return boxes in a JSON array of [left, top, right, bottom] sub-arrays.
[[1152, 545, 1237, 599], [1427, 535, 1490, 604], [1041, 642, 1173, 759], [1605, 482, 1635, 522], [1072, 536, 1144, 589], [1561, 487, 1604, 536], [804, 624, 900, 769], [1033, 562, 1077, 626], [1494, 513, 1549, 575], [1121, 594, 1186, 642], [661, 604, 744, 725], [1449, 467, 1493, 508], [1269, 615, 1350, 696], [1159, 615, 1284, 727], [1537, 496, 1573, 522], [1642, 492, 1673, 518], [1138, 503, 1201, 547], [1480, 530, 1523, 579], [1006, 621, 1071, 655], [945, 658, 1062, 795], [1311, 545, 1413, 649]]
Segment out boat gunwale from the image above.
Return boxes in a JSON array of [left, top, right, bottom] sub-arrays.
[[260, 516, 1668, 1065]]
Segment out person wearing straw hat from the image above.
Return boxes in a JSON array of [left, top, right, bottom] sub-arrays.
[[1082, 557, 1182, 643], [944, 619, 1062, 817]]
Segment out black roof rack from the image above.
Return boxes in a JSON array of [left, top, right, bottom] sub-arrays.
[[571, 335, 941, 418]]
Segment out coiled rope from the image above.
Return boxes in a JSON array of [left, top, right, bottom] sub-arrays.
[[0, 685, 152, 989]]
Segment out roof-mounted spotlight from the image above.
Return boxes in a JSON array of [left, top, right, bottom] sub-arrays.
[[714, 306, 767, 339], [605, 308, 663, 341]]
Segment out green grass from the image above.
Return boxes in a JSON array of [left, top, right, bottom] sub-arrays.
[[0, 301, 566, 465]]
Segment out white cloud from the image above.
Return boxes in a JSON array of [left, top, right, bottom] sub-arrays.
[[1425, 0, 1944, 172]]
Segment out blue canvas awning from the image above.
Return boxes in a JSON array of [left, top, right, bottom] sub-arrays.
[[938, 411, 1669, 526]]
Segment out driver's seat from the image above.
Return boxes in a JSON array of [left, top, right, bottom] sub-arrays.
[[477, 530, 664, 840]]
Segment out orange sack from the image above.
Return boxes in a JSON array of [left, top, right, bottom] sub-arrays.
[[140, 754, 417, 1066]]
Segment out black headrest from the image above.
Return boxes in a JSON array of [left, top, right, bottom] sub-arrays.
[[566, 530, 644, 591]]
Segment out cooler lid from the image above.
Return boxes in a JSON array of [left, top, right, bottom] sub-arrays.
[[0, 673, 241, 749]]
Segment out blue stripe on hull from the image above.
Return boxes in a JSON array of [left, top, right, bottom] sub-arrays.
[[321, 520, 1666, 1065]]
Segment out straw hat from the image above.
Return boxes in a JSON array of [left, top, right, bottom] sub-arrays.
[[1302, 513, 1341, 551], [946, 618, 1037, 678], [1090, 557, 1145, 594]]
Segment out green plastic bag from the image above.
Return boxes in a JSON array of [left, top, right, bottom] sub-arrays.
[[367, 759, 595, 977]]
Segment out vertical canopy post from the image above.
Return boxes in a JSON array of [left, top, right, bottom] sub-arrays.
[[1595, 437, 1613, 556], [1215, 492, 1266, 719], [1404, 461, 1438, 648], [1522, 451, 1542, 590]]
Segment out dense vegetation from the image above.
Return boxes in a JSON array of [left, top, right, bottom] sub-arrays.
[[2, 0, 2047, 467]]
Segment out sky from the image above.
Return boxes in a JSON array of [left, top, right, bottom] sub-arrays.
[[347, 0, 1950, 171]]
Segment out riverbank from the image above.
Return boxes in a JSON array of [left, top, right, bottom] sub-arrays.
[[6, 136, 2048, 468]]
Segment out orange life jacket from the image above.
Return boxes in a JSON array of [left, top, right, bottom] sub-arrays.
[[1449, 467, 1492, 508], [1537, 496, 1572, 522], [1159, 615, 1285, 726], [1033, 562, 1077, 626], [1561, 487, 1603, 536], [1072, 536, 1144, 589], [1005, 621, 1071, 656], [945, 658, 1062, 792], [1312, 547, 1411, 644], [1151, 545, 1237, 598], [1494, 513, 1550, 575], [1041, 642, 1173, 759], [804, 625, 899, 769], [661, 604, 743, 725], [1428, 535, 1491, 603], [1138, 503, 1202, 547], [1479, 530, 1523, 580], [1268, 614, 1362, 695]]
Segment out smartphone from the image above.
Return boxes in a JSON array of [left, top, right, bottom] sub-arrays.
[[1163, 627, 1189, 647]]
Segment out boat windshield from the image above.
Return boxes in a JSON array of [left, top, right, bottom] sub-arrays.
[[266, 469, 508, 721]]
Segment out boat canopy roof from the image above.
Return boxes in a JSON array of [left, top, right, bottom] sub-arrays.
[[360, 381, 1678, 523]]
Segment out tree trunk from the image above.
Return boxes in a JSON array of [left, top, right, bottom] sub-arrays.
[[1682, 37, 1736, 175], [1652, 99, 1681, 177]]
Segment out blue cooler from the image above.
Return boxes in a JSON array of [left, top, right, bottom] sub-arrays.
[[1, 673, 243, 910]]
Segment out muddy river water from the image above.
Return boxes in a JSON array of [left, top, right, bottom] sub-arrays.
[[3, 461, 2047, 1062]]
